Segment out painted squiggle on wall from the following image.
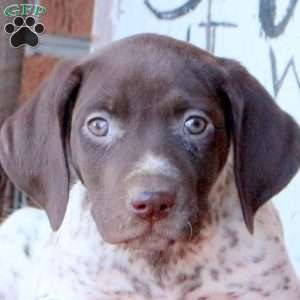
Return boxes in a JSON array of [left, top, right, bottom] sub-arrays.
[[145, 0, 300, 98], [145, 0, 298, 39], [259, 0, 298, 38], [269, 47, 300, 97], [144, 0, 202, 20]]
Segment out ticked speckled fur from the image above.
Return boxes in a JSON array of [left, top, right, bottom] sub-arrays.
[[0, 154, 299, 300]]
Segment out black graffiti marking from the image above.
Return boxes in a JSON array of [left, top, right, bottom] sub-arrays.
[[198, 0, 237, 53], [144, 0, 202, 20], [259, 0, 298, 38], [269, 47, 300, 97], [186, 25, 191, 42], [205, 0, 213, 53], [199, 21, 238, 27], [198, 21, 237, 53]]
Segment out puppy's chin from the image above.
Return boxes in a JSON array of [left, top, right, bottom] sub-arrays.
[[124, 234, 176, 253], [98, 215, 200, 254]]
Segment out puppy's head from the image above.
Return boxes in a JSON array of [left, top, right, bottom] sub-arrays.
[[1, 34, 299, 252]]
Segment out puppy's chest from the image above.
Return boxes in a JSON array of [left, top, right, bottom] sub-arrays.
[[43, 228, 288, 300], [48, 243, 215, 300], [35, 184, 297, 300], [43, 223, 217, 299]]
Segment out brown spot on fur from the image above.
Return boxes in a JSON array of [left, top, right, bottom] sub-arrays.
[[248, 286, 263, 293], [132, 276, 151, 298], [225, 267, 233, 274], [226, 292, 240, 299], [283, 276, 291, 290], [176, 273, 188, 284], [225, 227, 239, 248], [252, 254, 265, 264], [210, 268, 219, 281]]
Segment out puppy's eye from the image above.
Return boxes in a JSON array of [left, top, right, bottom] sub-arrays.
[[87, 118, 109, 137], [184, 116, 207, 135]]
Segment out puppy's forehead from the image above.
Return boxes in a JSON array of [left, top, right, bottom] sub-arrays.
[[76, 34, 222, 116], [97, 34, 214, 69]]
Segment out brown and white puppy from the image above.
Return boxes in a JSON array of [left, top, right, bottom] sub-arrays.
[[0, 34, 300, 300]]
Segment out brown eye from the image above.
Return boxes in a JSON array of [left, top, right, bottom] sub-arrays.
[[184, 116, 207, 135], [87, 118, 109, 136]]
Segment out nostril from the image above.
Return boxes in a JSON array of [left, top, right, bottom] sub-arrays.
[[134, 203, 147, 210], [160, 204, 168, 211]]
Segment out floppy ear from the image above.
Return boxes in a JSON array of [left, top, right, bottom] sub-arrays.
[[219, 59, 300, 233], [0, 60, 81, 230]]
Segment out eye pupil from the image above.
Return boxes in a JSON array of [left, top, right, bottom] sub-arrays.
[[184, 116, 207, 135], [193, 120, 201, 127], [88, 117, 109, 136], [93, 120, 103, 129]]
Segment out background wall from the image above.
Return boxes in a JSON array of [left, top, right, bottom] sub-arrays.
[[21, 0, 94, 101], [96, 0, 300, 276]]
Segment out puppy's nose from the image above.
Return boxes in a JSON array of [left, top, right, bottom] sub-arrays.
[[130, 191, 175, 221]]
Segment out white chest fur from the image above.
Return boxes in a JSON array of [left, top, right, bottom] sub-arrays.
[[23, 175, 300, 300]]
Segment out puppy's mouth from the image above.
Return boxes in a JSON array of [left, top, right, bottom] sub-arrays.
[[120, 221, 193, 252], [124, 232, 176, 252], [93, 190, 200, 252]]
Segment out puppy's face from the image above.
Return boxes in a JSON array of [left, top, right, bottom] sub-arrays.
[[2, 34, 299, 253], [70, 41, 229, 250]]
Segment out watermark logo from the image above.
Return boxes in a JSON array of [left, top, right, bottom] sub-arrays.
[[3, 3, 47, 48]]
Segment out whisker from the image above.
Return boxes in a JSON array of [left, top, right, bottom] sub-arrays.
[[187, 221, 193, 241]]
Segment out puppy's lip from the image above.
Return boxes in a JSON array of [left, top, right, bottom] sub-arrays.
[[124, 232, 176, 251], [121, 225, 177, 246]]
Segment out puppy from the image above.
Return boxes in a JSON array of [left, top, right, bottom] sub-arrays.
[[0, 34, 299, 300]]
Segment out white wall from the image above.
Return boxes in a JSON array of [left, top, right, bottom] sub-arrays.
[[95, 0, 300, 275]]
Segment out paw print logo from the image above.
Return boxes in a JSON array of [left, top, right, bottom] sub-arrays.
[[4, 16, 45, 48]]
